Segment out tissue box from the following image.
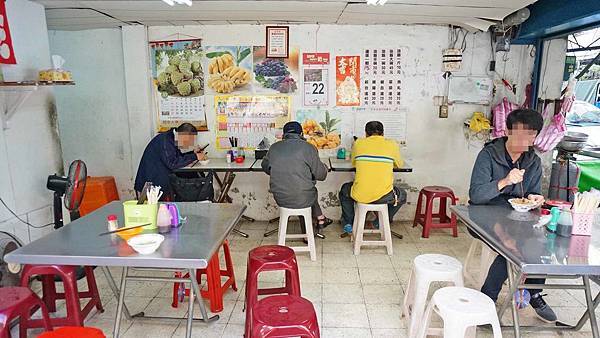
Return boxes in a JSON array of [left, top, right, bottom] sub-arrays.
[[39, 69, 72, 82]]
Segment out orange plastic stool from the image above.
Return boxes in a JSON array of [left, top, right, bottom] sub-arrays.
[[38, 327, 105, 338], [171, 240, 237, 313], [413, 186, 458, 238], [79, 177, 119, 216]]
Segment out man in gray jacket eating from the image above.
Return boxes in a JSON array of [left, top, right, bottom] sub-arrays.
[[262, 121, 333, 229]]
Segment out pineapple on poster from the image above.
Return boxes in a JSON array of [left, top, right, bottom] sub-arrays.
[[215, 95, 291, 150]]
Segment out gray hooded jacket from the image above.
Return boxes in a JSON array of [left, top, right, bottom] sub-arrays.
[[469, 137, 542, 206], [261, 133, 328, 209]]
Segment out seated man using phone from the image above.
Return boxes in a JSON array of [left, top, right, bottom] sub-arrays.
[[135, 123, 206, 199], [469, 109, 556, 323]]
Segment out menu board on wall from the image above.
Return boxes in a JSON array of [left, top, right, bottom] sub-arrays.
[[352, 107, 407, 145], [336, 56, 360, 106], [302, 53, 330, 107], [215, 95, 291, 150], [149, 39, 208, 132], [362, 48, 403, 107]]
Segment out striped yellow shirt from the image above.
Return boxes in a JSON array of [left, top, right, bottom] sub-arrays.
[[350, 135, 403, 203]]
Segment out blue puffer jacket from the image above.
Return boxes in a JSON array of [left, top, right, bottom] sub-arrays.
[[134, 130, 197, 194]]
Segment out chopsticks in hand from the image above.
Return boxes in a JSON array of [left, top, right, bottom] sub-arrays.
[[98, 223, 150, 236]]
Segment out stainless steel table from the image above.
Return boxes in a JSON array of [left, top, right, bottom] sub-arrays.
[[452, 205, 600, 337], [177, 158, 257, 237], [5, 201, 246, 338]]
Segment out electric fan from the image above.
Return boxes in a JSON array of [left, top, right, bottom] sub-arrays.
[[0, 231, 23, 287], [46, 160, 87, 229]]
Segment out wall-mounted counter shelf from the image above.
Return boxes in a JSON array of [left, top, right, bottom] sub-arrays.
[[0, 81, 75, 129]]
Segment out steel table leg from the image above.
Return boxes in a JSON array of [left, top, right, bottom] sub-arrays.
[[505, 263, 521, 338], [264, 228, 279, 237], [584, 275, 600, 337], [185, 277, 195, 338], [189, 268, 219, 322], [113, 267, 128, 338], [574, 284, 600, 330], [101, 267, 132, 320]]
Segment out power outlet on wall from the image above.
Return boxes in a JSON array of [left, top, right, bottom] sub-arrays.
[[439, 104, 449, 118]]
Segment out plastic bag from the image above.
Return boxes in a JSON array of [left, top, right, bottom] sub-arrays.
[[534, 96, 574, 153], [492, 97, 520, 138]]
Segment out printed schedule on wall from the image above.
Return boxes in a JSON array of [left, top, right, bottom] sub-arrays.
[[362, 48, 403, 107]]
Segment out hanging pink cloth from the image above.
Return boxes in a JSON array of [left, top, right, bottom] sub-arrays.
[[491, 97, 520, 138], [533, 95, 575, 153]]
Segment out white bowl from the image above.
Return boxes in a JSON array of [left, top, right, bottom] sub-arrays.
[[127, 234, 164, 255], [508, 198, 537, 213], [199, 160, 210, 166]]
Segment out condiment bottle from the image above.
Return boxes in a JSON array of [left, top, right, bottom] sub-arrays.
[[107, 214, 119, 232], [157, 204, 172, 234], [547, 207, 560, 232]]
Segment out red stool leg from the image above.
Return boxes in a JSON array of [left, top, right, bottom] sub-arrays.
[[413, 190, 424, 227], [61, 272, 83, 326], [84, 266, 104, 313], [206, 253, 224, 313], [20, 295, 53, 338], [223, 240, 237, 291], [40, 275, 57, 313], [437, 196, 448, 222], [422, 195, 435, 238], [172, 271, 182, 308], [451, 195, 458, 237]]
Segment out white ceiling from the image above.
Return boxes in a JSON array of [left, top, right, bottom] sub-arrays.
[[33, 0, 538, 31]]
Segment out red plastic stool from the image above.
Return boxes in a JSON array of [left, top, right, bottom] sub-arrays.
[[0, 287, 52, 338], [251, 295, 320, 338], [20, 265, 103, 329], [38, 327, 105, 337], [413, 186, 458, 238], [245, 245, 301, 338], [171, 240, 237, 313]]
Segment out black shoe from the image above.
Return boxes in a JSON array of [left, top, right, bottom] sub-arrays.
[[317, 217, 333, 229], [529, 293, 557, 323]]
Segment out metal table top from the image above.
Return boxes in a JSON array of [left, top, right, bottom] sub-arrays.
[[328, 157, 413, 172], [177, 157, 257, 172], [580, 148, 600, 159], [5, 201, 246, 269], [452, 205, 600, 276]]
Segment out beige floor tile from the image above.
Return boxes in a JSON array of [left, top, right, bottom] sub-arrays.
[[323, 267, 360, 284], [371, 328, 409, 338], [322, 253, 358, 268], [363, 284, 404, 304], [122, 319, 180, 337], [359, 268, 399, 285], [356, 254, 394, 269], [221, 323, 245, 337], [323, 241, 354, 254], [322, 303, 370, 328], [302, 282, 323, 303], [144, 296, 188, 318], [171, 323, 226, 338], [83, 317, 132, 338], [300, 266, 323, 284], [92, 297, 153, 321], [322, 283, 364, 304], [366, 304, 404, 329], [191, 300, 237, 323], [320, 327, 372, 337], [228, 300, 247, 325]]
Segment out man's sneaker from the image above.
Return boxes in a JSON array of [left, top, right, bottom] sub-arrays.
[[529, 293, 557, 323]]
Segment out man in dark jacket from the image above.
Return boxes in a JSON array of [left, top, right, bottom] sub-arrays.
[[262, 121, 332, 228], [469, 108, 556, 323], [134, 123, 205, 197]]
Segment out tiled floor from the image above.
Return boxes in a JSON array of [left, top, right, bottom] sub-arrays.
[[14, 220, 600, 337]]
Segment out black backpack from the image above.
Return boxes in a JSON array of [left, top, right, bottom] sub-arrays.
[[169, 171, 214, 202]]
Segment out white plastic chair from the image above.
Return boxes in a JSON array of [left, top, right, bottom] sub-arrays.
[[352, 203, 393, 255], [277, 207, 316, 261], [463, 239, 498, 287], [417, 286, 502, 338], [401, 254, 464, 337]]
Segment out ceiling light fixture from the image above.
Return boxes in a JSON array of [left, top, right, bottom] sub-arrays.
[[162, 0, 175, 5], [162, 0, 192, 6], [366, 0, 387, 5]]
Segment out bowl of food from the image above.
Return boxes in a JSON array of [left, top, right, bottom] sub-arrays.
[[127, 234, 164, 255], [199, 160, 210, 166], [508, 198, 538, 212], [558, 140, 587, 152]]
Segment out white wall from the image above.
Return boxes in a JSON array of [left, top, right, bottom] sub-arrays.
[[0, 0, 62, 243], [50, 24, 561, 221]]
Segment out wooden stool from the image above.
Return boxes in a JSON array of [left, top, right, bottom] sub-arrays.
[[413, 186, 458, 238]]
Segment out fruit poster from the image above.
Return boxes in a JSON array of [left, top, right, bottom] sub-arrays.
[[204, 46, 253, 95], [150, 39, 207, 132], [302, 53, 330, 107], [362, 48, 403, 107], [253, 46, 299, 94], [215, 95, 291, 150], [296, 109, 341, 150], [336, 56, 360, 106]]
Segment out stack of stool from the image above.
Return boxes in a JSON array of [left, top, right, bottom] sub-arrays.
[[245, 245, 320, 338], [171, 240, 236, 313], [401, 254, 463, 337], [352, 203, 393, 255], [0, 286, 52, 338], [417, 287, 502, 338], [413, 186, 458, 238], [277, 207, 317, 261], [20, 265, 103, 329]]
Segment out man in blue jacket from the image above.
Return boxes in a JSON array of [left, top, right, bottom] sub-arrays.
[[134, 123, 205, 198], [469, 108, 556, 323]]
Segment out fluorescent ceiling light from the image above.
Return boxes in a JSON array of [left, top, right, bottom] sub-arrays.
[[162, 0, 174, 5], [174, 0, 193, 6], [366, 0, 387, 5]]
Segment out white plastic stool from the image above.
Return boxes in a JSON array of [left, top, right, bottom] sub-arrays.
[[277, 207, 317, 261], [401, 254, 464, 338], [417, 286, 502, 338], [463, 239, 498, 287], [352, 203, 393, 255]]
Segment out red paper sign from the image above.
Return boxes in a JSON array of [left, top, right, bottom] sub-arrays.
[[303, 53, 330, 65], [0, 0, 16, 64], [336, 56, 360, 106]]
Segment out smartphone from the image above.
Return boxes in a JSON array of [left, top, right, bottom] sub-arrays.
[[199, 143, 210, 151]]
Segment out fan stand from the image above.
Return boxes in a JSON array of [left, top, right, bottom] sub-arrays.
[[53, 191, 64, 229]]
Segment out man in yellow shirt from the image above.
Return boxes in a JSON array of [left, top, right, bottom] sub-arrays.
[[339, 121, 407, 236]]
